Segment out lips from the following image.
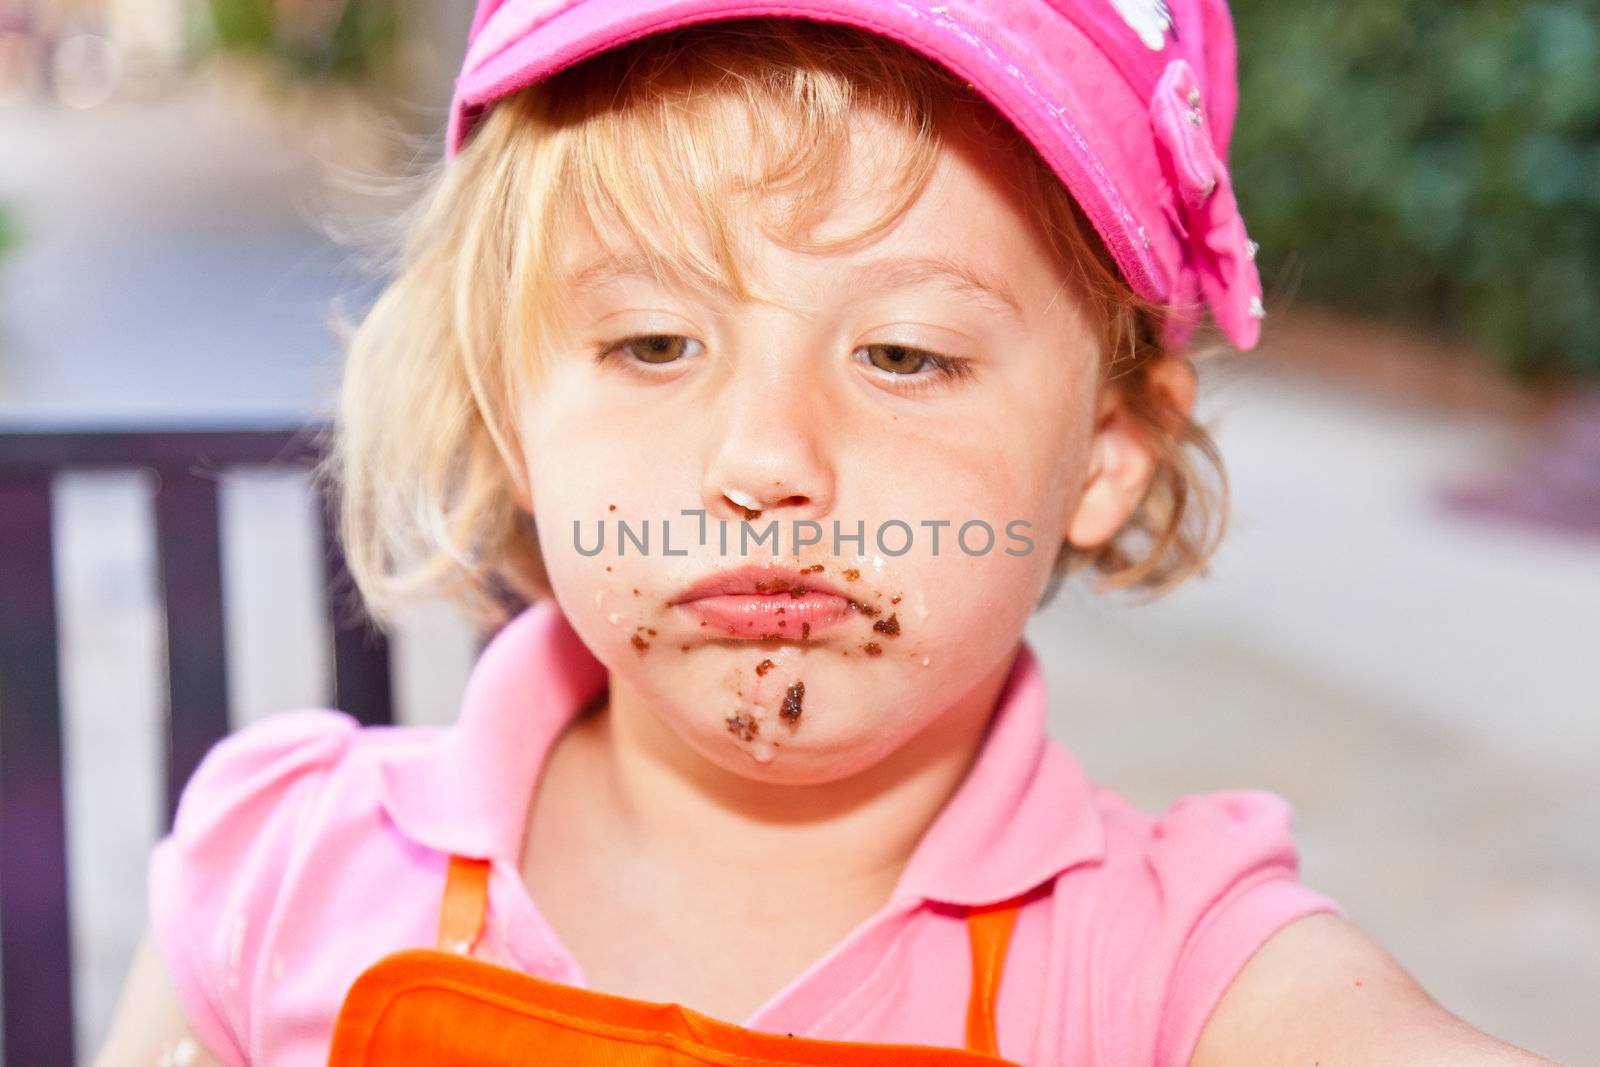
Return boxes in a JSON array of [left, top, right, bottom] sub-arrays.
[[668, 563, 854, 638], [670, 563, 849, 603]]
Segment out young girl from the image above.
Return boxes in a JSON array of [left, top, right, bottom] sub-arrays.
[[96, 2, 1559, 1065]]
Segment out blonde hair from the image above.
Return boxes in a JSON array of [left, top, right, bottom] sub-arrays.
[[316, 17, 1230, 635]]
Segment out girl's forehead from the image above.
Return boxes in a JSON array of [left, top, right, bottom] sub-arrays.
[[554, 127, 1056, 314], [563, 241, 1025, 323]]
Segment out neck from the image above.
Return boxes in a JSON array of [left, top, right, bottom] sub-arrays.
[[525, 645, 1021, 912]]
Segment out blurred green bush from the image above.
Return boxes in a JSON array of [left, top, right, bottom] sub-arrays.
[[197, 0, 402, 82], [1229, 0, 1600, 381]]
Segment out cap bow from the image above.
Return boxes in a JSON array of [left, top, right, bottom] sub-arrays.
[[1148, 57, 1265, 350]]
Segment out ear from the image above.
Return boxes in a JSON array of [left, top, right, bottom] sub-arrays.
[[1063, 356, 1197, 548]]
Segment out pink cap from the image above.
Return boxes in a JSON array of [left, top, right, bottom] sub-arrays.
[[446, 0, 1267, 351]]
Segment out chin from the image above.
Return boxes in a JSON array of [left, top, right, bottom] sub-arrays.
[[648, 657, 938, 783], [686, 706, 920, 785]]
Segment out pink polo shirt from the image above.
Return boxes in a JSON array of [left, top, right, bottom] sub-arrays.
[[148, 598, 1343, 1067]]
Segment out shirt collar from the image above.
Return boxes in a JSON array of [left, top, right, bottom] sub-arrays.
[[378, 599, 1105, 905], [888, 639, 1107, 907], [378, 598, 608, 864]]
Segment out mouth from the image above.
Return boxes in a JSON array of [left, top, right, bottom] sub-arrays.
[[667, 563, 855, 639]]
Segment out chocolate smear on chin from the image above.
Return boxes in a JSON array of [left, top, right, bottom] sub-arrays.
[[781, 680, 805, 724]]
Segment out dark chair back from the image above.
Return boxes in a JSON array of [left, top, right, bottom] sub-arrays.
[[0, 426, 392, 1067]]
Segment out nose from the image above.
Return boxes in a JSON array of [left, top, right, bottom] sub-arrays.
[[716, 480, 810, 522], [699, 360, 835, 527]]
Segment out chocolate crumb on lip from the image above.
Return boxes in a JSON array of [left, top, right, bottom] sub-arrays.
[[631, 633, 650, 652], [862, 642, 882, 656], [781, 680, 805, 723], [842, 567, 860, 581], [755, 658, 776, 676], [801, 621, 811, 640], [872, 613, 900, 636], [799, 564, 824, 574]]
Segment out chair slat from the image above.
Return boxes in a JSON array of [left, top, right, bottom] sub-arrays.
[[315, 479, 393, 727], [0, 476, 78, 1067], [0, 427, 404, 1062], [152, 469, 231, 827]]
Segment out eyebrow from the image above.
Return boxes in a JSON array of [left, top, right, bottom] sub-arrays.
[[566, 250, 674, 293], [564, 250, 1024, 318], [849, 253, 1024, 318]]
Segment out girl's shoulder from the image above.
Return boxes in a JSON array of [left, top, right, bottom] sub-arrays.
[[1092, 783, 1314, 879], [1082, 780, 1339, 946], [150, 705, 448, 905], [146, 710, 444, 1066], [169, 708, 362, 820], [156, 708, 438, 866], [1061, 780, 1344, 1067]]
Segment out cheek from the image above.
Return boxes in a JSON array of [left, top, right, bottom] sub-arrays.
[[861, 376, 1091, 638], [867, 379, 1088, 558], [827, 434, 1067, 686], [518, 372, 689, 645]]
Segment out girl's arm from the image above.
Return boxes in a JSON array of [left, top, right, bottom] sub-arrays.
[[91, 928, 229, 1067], [1191, 912, 1565, 1066]]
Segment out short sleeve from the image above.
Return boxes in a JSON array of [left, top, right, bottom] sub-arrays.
[[1146, 789, 1344, 1067], [146, 708, 358, 1067]]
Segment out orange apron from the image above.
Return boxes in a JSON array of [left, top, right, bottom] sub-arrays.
[[328, 855, 1027, 1065]]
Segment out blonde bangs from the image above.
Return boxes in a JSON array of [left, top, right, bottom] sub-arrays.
[[528, 20, 961, 334]]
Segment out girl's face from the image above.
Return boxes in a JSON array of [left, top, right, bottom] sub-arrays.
[[516, 107, 1153, 784]]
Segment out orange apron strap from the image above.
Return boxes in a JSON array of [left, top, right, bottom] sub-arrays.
[[430, 854, 1023, 1058], [437, 855, 492, 954], [963, 895, 1025, 1056]]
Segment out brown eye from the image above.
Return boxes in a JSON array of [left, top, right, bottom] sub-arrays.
[[862, 343, 929, 375], [618, 334, 696, 364], [853, 343, 978, 394]]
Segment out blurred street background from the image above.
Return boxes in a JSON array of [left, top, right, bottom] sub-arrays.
[[1, 0, 1597, 1064]]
